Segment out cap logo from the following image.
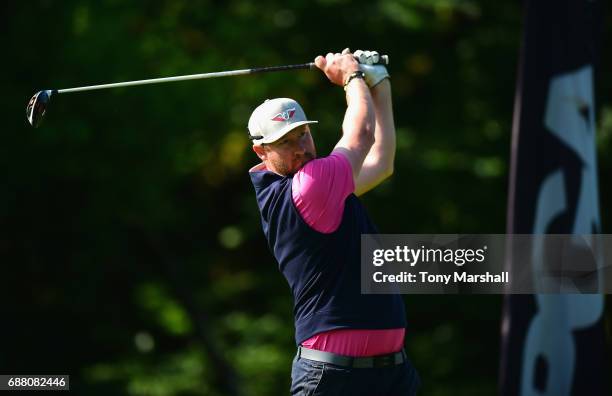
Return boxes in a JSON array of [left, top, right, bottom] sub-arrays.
[[271, 108, 296, 122]]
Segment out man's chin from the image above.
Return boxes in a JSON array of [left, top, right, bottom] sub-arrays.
[[294, 156, 314, 173], [280, 155, 315, 176]]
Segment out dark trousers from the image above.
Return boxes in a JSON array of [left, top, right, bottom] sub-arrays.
[[290, 353, 420, 395]]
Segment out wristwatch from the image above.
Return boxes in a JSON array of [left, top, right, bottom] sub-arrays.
[[343, 70, 366, 89]]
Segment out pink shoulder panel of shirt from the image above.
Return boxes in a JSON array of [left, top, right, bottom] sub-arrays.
[[291, 151, 355, 234]]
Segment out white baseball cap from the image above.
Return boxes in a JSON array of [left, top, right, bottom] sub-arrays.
[[248, 98, 318, 145]]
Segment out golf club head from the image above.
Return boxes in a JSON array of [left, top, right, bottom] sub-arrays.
[[26, 90, 55, 128]]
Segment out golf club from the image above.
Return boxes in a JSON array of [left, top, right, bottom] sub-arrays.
[[26, 55, 389, 128]]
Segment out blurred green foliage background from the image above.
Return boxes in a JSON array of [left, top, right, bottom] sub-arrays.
[[2, 1, 611, 395]]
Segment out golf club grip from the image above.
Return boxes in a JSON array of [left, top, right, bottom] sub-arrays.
[[249, 63, 314, 74], [249, 54, 389, 74]]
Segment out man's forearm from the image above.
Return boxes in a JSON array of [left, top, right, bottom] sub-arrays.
[[353, 79, 396, 196], [343, 78, 376, 153], [368, 79, 396, 175], [335, 76, 376, 179]]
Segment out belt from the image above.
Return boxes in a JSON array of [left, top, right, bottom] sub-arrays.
[[297, 346, 407, 369]]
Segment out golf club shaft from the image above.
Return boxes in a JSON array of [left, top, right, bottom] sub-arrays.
[[57, 63, 315, 94], [55, 54, 390, 94]]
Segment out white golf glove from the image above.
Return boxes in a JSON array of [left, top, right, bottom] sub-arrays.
[[354, 49, 389, 88]]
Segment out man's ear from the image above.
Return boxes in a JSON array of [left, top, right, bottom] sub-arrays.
[[252, 145, 267, 161]]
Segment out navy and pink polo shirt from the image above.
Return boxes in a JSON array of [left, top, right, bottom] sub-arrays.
[[249, 151, 406, 357]]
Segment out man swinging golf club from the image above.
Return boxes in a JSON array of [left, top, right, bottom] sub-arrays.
[[248, 49, 420, 395]]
